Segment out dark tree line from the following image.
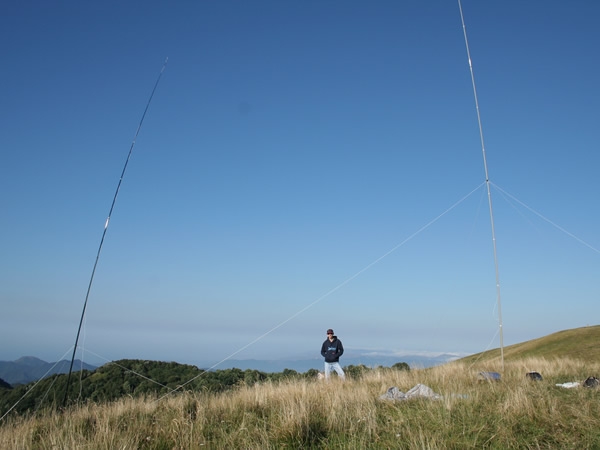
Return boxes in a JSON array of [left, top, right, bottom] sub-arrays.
[[0, 359, 409, 418]]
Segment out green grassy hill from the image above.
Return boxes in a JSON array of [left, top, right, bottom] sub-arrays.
[[459, 325, 600, 365]]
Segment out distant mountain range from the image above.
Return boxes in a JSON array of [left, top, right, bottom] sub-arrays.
[[0, 356, 97, 385]]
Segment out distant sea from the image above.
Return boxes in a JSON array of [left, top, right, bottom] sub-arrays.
[[202, 352, 464, 373]]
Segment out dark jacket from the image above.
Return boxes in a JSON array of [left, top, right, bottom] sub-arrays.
[[321, 336, 344, 363]]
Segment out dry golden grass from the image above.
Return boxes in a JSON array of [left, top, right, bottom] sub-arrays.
[[1, 357, 599, 449]]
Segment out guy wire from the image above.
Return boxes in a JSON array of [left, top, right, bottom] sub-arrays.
[[155, 182, 485, 401], [62, 58, 168, 408]]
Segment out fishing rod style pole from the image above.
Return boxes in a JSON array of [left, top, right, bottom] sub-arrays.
[[62, 58, 168, 407], [457, 0, 505, 371]]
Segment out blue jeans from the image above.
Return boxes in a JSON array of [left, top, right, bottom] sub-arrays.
[[324, 361, 345, 380]]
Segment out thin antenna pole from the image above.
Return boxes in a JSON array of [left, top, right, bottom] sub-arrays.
[[457, 1, 504, 371], [62, 58, 168, 407]]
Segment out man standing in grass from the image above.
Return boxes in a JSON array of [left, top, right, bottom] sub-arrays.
[[321, 329, 345, 380]]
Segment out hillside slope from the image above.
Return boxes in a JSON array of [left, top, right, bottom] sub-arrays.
[[460, 325, 600, 364]]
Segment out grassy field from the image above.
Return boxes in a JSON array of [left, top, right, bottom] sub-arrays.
[[1, 326, 599, 449]]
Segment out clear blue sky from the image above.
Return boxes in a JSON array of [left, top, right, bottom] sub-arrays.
[[1, 1, 598, 368]]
